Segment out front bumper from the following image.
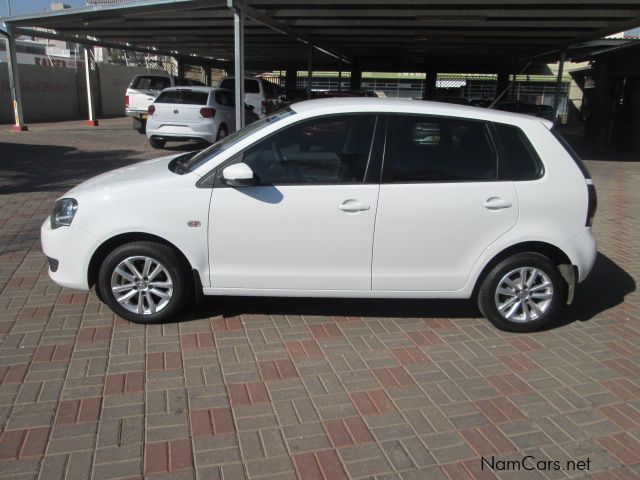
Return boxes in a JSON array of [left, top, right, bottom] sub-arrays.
[[41, 218, 99, 291]]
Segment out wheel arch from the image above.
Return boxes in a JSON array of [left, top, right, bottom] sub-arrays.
[[88, 232, 197, 290], [472, 241, 573, 299]]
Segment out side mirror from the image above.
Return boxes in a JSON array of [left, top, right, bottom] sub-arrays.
[[245, 103, 255, 111], [222, 163, 256, 187]]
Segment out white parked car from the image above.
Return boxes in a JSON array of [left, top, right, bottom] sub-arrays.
[[146, 87, 236, 148], [219, 76, 283, 118], [41, 98, 597, 332], [125, 74, 204, 133]]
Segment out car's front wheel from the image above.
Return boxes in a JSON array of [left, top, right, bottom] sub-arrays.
[[97, 241, 190, 323], [478, 253, 565, 332]]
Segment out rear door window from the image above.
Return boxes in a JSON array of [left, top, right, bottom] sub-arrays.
[[132, 76, 171, 91], [155, 90, 209, 105], [494, 124, 544, 180], [385, 115, 497, 182]]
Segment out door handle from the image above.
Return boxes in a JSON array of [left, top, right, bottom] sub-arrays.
[[482, 197, 513, 210], [338, 200, 370, 212]]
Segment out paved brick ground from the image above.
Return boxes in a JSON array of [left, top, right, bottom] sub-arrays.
[[0, 118, 638, 479]]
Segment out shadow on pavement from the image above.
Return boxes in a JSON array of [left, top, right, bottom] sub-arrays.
[[559, 252, 636, 325], [187, 253, 635, 330], [0, 143, 148, 194]]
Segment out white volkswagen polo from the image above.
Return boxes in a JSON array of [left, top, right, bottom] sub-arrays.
[[41, 98, 597, 332]]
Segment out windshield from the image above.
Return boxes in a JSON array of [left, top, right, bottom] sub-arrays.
[[180, 108, 296, 171]]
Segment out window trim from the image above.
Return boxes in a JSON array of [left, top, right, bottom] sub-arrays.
[[492, 122, 545, 181], [203, 113, 383, 188], [380, 113, 500, 184]]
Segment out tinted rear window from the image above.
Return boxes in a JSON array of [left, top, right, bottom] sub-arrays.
[[386, 115, 497, 182], [495, 124, 543, 180], [155, 90, 209, 105], [131, 76, 171, 91], [220, 79, 260, 94]]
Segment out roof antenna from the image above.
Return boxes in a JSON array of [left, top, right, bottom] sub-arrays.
[[489, 60, 531, 109]]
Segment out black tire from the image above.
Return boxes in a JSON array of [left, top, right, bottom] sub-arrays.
[[216, 124, 228, 141], [97, 241, 191, 324], [149, 138, 166, 149], [477, 252, 565, 332], [134, 118, 146, 134]]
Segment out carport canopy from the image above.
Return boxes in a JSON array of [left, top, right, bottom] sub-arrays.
[[2, 0, 640, 129]]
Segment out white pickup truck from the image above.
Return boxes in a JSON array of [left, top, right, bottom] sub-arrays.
[[125, 74, 204, 133]]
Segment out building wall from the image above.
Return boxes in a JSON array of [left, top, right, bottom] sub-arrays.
[[0, 63, 80, 122], [97, 64, 165, 116], [0, 63, 167, 123]]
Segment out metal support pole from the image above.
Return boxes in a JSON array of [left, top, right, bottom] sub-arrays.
[[84, 47, 99, 127], [350, 66, 362, 91], [285, 68, 297, 90], [337, 45, 343, 93], [423, 71, 437, 99], [5, 28, 27, 131], [233, 5, 245, 128], [552, 51, 566, 123], [307, 46, 313, 99]]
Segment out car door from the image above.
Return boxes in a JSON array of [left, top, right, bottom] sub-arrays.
[[372, 114, 518, 292], [208, 114, 381, 290]]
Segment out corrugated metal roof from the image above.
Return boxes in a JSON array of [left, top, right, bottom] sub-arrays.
[[3, 1, 640, 72]]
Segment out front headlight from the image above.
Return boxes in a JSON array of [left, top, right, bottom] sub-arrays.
[[51, 198, 78, 229]]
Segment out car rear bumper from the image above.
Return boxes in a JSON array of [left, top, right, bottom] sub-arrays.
[[563, 227, 597, 283], [41, 219, 98, 291], [146, 121, 216, 143], [126, 108, 148, 117]]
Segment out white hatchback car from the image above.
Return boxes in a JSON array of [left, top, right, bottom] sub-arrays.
[[146, 87, 236, 148], [41, 98, 597, 332]]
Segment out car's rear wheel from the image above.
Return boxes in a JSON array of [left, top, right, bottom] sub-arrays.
[[478, 253, 565, 332], [216, 125, 228, 141], [97, 242, 190, 324], [134, 118, 146, 134], [149, 138, 166, 149]]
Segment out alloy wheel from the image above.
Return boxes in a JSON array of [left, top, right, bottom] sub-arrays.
[[494, 267, 554, 323], [110, 256, 173, 315]]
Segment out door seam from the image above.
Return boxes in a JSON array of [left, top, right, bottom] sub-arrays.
[[369, 184, 382, 290]]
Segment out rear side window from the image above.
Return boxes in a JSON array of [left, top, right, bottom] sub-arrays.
[[155, 90, 209, 105], [215, 91, 234, 107], [385, 115, 497, 182], [494, 124, 543, 180], [220, 79, 261, 94], [131, 76, 171, 91]]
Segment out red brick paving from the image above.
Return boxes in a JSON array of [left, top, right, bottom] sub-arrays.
[[350, 389, 396, 416], [323, 417, 374, 448], [144, 439, 193, 474], [258, 359, 299, 381], [104, 372, 145, 395], [190, 407, 235, 436], [228, 381, 270, 405], [55, 397, 102, 424], [293, 450, 348, 480]]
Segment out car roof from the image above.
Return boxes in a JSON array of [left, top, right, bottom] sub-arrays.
[[159, 86, 230, 93], [289, 97, 551, 126]]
